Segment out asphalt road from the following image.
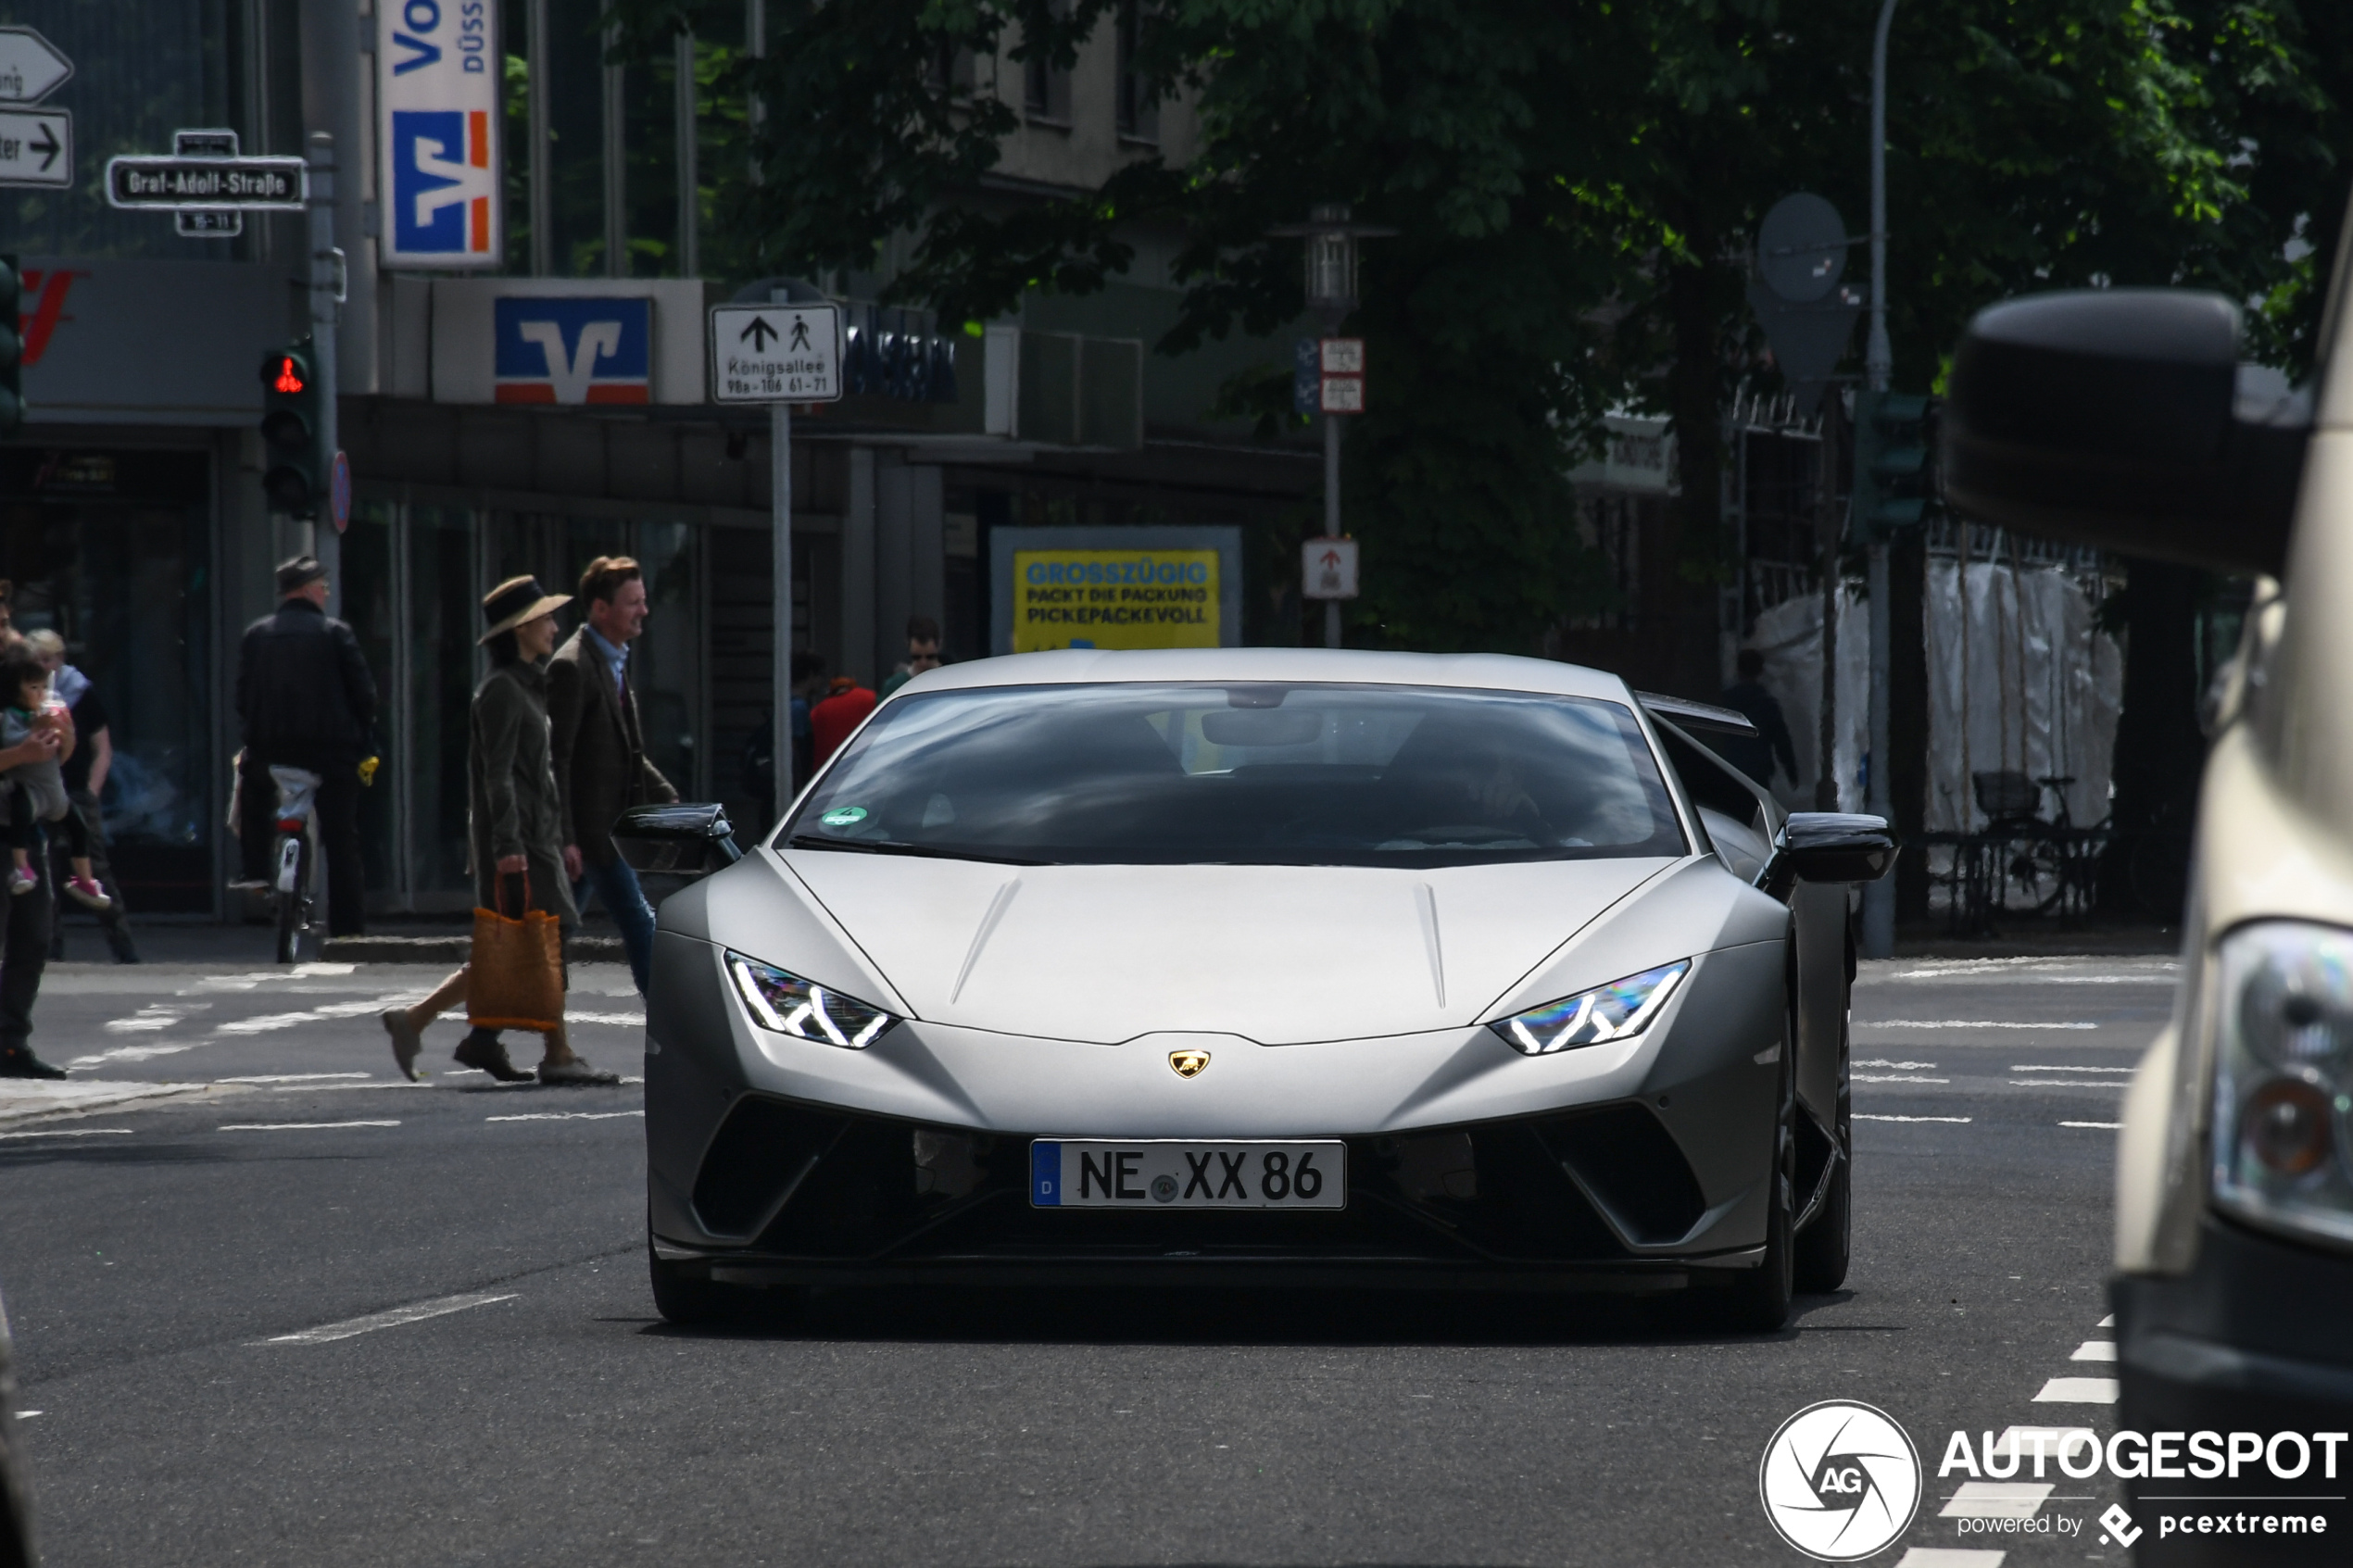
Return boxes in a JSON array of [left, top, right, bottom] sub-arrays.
[[0, 951, 2176, 1566]]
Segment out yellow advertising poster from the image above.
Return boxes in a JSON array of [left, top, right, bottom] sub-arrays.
[[1010, 548, 1221, 653]]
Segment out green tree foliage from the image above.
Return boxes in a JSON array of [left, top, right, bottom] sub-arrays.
[[606, 0, 2352, 656]]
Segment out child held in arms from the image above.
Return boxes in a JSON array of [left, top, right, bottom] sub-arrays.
[[0, 647, 111, 909]]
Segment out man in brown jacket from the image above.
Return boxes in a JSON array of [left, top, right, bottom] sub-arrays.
[[546, 556, 676, 993]]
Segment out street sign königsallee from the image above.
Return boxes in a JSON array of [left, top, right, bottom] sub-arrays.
[[710, 304, 845, 402], [0, 107, 69, 188], [106, 154, 306, 210]]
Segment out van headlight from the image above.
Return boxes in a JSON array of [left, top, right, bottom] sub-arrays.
[[2209, 922, 2353, 1247], [725, 951, 900, 1049], [1489, 960, 1691, 1056]]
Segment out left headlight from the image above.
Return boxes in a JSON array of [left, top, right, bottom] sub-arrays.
[[725, 951, 900, 1049], [1489, 960, 1691, 1056], [2210, 921, 2353, 1248]]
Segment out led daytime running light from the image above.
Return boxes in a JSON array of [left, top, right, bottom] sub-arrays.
[[1491, 960, 1691, 1056], [726, 951, 897, 1050]]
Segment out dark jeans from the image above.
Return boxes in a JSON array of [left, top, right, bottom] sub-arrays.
[[573, 853, 655, 995], [240, 753, 367, 937], [0, 840, 53, 1050]]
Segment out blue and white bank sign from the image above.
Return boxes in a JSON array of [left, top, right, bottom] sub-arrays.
[[377, 0, 501, 268]]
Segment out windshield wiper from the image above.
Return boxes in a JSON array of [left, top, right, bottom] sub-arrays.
[[785, 834, 1047, 867]]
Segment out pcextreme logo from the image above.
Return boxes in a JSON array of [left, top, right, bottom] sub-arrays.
[[1758, 1400, 1924, 1562]]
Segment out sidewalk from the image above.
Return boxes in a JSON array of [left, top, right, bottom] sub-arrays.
[[1894, 922, 2181, 960]]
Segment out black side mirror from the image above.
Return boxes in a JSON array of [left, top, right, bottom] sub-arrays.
[[611, 803, 742, 882], [1771, 812, 1898, 887], [1943, 288, 2306, 576]]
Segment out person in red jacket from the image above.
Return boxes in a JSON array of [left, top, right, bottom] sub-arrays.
[[809, 675, 877, 771]]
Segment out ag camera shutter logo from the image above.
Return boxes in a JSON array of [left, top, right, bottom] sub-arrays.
[[1758, 1400, 1922, 1561]]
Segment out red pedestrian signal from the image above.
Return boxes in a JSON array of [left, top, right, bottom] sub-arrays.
[[271, 356, 305, 395], [258, 340, 325, 515]]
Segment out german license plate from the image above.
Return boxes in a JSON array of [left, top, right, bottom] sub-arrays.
[[1030, 1139, 1346, 1210]]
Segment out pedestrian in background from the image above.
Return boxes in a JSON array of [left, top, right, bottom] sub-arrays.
[[0, 698, 68, 1080], [234, 556, 378, 937], [26, 631, 137, 963], [378, 577, 619, 1086], [878, 616, 943, 699], [1718, 647, 1800, 790], [547, 556, 676, 996], [0, 647, 106, 914], [810, 674, 877, 773]]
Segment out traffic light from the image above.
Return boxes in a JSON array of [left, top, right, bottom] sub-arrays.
[[1850, 389, 1935, 544], [0, 255, 22, 440], [258, 338, 326, 515]]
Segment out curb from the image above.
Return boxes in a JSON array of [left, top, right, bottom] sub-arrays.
[[321, 935, 627, 964]]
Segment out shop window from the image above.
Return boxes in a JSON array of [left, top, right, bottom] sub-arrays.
[[0, 448, 214, 912]]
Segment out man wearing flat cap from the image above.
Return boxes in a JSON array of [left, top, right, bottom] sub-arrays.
[[235, 555, 379, 938]]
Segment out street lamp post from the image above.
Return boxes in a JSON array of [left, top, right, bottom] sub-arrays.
[[1271, 204, 1393, 647], [1862, 0, 1899, 960]]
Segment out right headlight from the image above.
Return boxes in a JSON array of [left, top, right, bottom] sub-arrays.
[[724, 951, 900, 1050], [2209, 921, 2353, 1248], [1489, 960, 1691, 1056]]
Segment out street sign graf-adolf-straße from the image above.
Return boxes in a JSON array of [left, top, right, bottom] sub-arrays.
[[710, 304, 845, 403], [105, 153, 307, 210]]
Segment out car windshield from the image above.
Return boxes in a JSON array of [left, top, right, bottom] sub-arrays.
[[782, 682, 1686, 868]]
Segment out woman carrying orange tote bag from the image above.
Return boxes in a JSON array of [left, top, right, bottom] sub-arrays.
[[376, 577, 621, 1086]]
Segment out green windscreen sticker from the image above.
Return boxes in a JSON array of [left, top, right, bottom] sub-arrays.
[[820, 806, 868, 828]]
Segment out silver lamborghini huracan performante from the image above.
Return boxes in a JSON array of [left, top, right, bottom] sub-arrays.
[[620, 649, 1894, 1330]]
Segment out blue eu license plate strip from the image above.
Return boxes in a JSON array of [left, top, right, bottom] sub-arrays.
[[1028, 1138, 1346, 1210]]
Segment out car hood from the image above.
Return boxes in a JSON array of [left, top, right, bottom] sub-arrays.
[[779, 851, 1680, 1045]]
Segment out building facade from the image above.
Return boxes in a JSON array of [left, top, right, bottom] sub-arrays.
[[4, 0, 1318, 917]]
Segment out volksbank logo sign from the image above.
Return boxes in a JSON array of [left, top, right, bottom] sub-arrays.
[[377, 0, 501, 268], [493, 298, 650, 405]]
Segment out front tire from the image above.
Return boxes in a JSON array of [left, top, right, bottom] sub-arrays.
[[1794, 1018, 1852, 1295], [273, 833, 311, 964]]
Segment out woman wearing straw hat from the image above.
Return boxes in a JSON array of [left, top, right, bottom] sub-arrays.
[[377, 577, 620, 1085]]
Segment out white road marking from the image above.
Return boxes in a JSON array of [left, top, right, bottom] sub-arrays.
[[2032, 1376, 2120, 1404], [217, 1120, 400, 1132], [212, 994, 422, 1036], [1995, 1425, 2098, 1458], [2059, 1121, 2122, 1129], [1894, 1549, 2008, 1566], [66, 1042, 199, 1068], [265, 1290, 516, 1345], [567, 1011, 646, 1026], [0, 1127, 133, 1139], [271, 1081, 432, 1092], [1859, 1021, 2097, 1030], [218, 1073, 372, 1084], [1856, 1113, 1971, 1123], [2097, 1314, 2116, 1328], [484, 1110, 645, 1122], [1856, 1059, 1937, 1070], [211, 1010, 331, 1035], [1856, 1074, 1951, 1083], [2012, 1064, 2133, 1074], [105, 1004, 205, 1034], [1941, 1480, 2054, 1518], [14, 1411, 40, 1418], [2010, 1079, 2131, 1088], [2070, 1340, 2118, 1361]]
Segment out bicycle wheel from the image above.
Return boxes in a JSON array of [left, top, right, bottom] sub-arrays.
[[1997, 835, 2068, 917]]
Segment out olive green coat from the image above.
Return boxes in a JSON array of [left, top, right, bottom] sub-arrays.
[[468, 659, 579, 926]]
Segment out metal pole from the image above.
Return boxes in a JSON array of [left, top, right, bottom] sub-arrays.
[[772, 289, 794, 829], [1861, 0, 1899, 959], [675, 28, 699, 279], [528, 0, 551, 276], [603, 27, 627, 279], [1323, 412, 1341, 648], [308, 132, 342, 618], [746, 0, 765, 186]]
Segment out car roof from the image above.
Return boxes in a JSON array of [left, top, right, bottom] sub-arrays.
[[900, 647, 1639, 703]]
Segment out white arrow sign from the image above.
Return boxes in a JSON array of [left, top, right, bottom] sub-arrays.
[[0, 28, 71, 105], [710, 303, 845, 403], [0, 107, 71, 189]]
